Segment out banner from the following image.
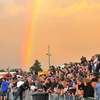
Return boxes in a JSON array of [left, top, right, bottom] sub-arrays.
[[38, 71, 50, 78]]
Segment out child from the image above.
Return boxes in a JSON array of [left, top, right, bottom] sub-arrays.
[[29, 82, 36, 92]]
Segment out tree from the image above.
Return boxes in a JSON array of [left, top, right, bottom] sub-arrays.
[[30, 60, 43, 73], [0, 69, 6, 72], [95, 54, 100, 58], [10, 69, 15, 72]]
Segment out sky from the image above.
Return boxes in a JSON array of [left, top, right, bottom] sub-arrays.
[[0, 0, 100, 71]]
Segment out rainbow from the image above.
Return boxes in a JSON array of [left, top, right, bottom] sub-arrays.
[[21, 0, 42, 71]]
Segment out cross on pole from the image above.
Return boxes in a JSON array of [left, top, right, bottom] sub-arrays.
[[46, 45, 52, 70]]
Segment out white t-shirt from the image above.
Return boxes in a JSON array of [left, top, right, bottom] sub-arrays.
[[64, 86, 68, 91], [31, 85, 36, 90], [93, 58, 98, 68], [17, 81, 24, 88]]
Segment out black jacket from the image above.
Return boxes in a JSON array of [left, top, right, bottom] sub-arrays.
[[88, 64, 92, 72], [19, 81, 29, 91], [96, 63, 100, 73], [84, 83, 94, 97]]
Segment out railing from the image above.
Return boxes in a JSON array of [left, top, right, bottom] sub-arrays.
[[48, 93, 96, 100], [0, 88, 97, 100]]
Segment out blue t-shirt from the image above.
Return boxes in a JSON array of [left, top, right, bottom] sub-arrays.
[[1, 81, 9, 91]]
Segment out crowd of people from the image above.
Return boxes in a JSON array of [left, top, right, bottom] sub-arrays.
[[0, 55, 100, 100]]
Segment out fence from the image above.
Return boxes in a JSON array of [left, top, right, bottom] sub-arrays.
[[0, 89, 97, 100]]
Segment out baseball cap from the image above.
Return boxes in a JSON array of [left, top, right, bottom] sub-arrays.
[[49, 76, 55, 80]]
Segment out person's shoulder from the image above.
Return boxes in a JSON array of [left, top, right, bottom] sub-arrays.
[[79, 82, 84, 87], [97, 82, 100, 87], [52, 81, 57, 85], [1, 81, 4, 84], [87, 84, 92, 88]]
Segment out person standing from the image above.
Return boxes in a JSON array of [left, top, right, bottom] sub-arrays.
[[13, 78, 30, 100], [96, 58, 100, 73], [93, 55, 98, 72], [1, 78, 9, 100], [75, 64, 79, 74]]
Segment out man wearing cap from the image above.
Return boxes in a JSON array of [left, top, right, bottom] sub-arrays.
[[91, 78, 100, 100], [47, 76, 57, 93]]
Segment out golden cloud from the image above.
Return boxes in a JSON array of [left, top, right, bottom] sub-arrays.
[[5, 6, 26, 16], [42, 0, 100, 18]]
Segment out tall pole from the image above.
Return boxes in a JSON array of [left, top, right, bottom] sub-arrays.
[[46, 45, 52, 70], [48, 45, 50, 70]]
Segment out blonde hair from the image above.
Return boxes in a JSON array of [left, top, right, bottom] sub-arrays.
[[84, 78, 91, 84]]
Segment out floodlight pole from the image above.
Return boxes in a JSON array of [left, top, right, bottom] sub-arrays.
[[46, 45, 52, 70]]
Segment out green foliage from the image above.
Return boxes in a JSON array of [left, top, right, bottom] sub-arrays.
[[0, 69, 6, 72], [30, 60, 43, 73], [27, 72, 31, 75], [75, 62, 80, 64], [10, 69, 15, 72], [95, 54, 100, 58]]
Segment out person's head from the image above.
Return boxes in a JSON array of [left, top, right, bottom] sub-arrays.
[[80, 58, 83, 61], [29, 82, 34, 87], [65, 68, 69, 74], [97, 58, 100, 63], [84, 57, 86, 61], [70, 62, 72, 65], [91, 78, 99, 88], [64, 74, 67, 79], [51, 65, 54, 69], [73, 81, 77, 89], [72, 73, 76, 79], [57, 78, 62, 85], [59, 74, 64, 81], [84, 78, 91, 86], [91, 72, 99, 80], [28, 77, 32, 83], [2, 78, 6, 82], [45, 78, 51, 84], [64, 78, 71, 86], [84, 61, 87, 65], [92, 56, 94, 60], [75, 64, 77, 67], [19, 77, 23, 81], [49, 76, 55, 83], [87, 70, 90, 74], [94, 55, 97, 59], [90, 73, 93, 80], [17, 77, 20, 81], [49, 72, 53, 77], [77, 76, 83, 85], [98, 75, 100, 82], [86, 65, 88, 70], [58, 66, 61, 70], [67, 73, 72, 80], [87, 61, 90, 64], [36, 79, 40, 85], [40, 76, 45, 82], [62, 81, 66, 88], [83, 70, 87, 76]]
